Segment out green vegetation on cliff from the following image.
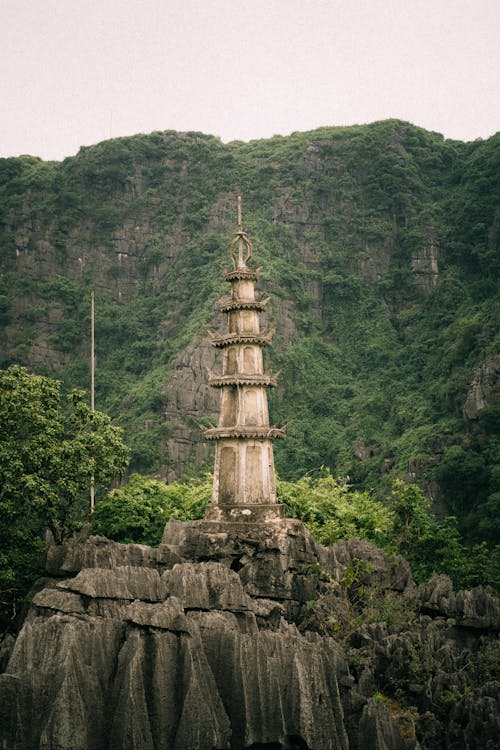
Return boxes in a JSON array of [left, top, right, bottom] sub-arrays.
[[0, 366, 129, 628], [0, 121, 499, 552]]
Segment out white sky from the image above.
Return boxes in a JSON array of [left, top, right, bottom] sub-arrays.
[[1, 0, 499, 161]]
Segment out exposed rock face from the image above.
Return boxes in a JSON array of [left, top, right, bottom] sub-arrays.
[[463, 355, 500, 419], [1, 521, 498, 750], [410, 231, 439, 292], [162, 337, 220, 482]]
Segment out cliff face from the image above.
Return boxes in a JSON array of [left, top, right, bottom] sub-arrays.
[[463, 354, 500, 420], [1, 520, 498, 750]]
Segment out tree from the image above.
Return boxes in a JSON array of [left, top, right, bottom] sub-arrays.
[[386, 479, 499, 589], [0, 365, 129, 628], [91, 473, 211, 545], [277, 470, 393, 546], [432, 445, 488, 518]]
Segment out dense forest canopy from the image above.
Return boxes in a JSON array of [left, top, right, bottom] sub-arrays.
[[0, 120, 499, 552]]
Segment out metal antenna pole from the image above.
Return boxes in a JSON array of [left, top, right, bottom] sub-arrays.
[[90, 289, 95, 513]]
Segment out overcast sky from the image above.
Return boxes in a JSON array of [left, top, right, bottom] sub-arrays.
[[1, 0, 499, 161]]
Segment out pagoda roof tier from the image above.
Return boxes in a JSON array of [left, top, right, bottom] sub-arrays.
[[203, 425, 286, 441], [211, 331, 274, 348], [208, 373, 277, 388], [218, 299, 267, 313], [224, 267, 260, 282]]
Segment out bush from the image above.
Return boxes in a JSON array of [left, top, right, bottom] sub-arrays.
[[277, 470, 393, 545], [92, 473, 212, 545], [386, 479, 500, 589]]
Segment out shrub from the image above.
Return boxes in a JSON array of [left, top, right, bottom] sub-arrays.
[[278, 470, 393, 546], [92, 473, 212, 545]]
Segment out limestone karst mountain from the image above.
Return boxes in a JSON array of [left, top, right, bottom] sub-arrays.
[[1, 120, 499, 545], [1, 131, 499, 749]]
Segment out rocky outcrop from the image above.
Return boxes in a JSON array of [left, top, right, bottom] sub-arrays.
[[415, 573, 500, 628], [410, 232, 439, 292], [359, 698, 416, 750], [1, 521, 498, 750], [161, 337, 220, 482], [463, 355, 500, 419]]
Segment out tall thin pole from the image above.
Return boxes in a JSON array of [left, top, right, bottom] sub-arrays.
[[90, 288, 95, 410], [90, 289, 95, 513]]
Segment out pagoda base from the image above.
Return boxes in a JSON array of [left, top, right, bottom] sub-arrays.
[[203, 502, 285, 523]]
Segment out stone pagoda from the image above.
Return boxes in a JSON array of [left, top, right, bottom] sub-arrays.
[[203, 198, 285, 523]]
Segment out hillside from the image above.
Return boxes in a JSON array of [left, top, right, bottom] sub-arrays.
[[0, 120, 499, 545]]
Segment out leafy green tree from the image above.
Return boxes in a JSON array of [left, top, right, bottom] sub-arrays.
[[279, 474, 499, 589], [431, 445, 488, 517], [277, 470, 393, 546], [91, 473, 211, 545], [0, 365, 129, 628], [386, 479, 499, 589]]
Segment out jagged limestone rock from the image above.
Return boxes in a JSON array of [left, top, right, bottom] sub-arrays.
[[415, 573, 500, 629], [448, 682, 500, 750], [58, 565, 165, 602], [359, 698, 415, 750], [1, 521, 498, 750], [163, 562, 253, 612], [45, 536, 158, 575], [463, 354, 500, 420]]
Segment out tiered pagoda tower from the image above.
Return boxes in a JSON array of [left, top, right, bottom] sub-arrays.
[[203, 198, 285, 523]]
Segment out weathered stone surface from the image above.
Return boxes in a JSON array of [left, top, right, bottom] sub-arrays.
[[161, 337, 220, 482], [163, 562, 253, 612], [463, 354, 500, 419], [0, 634, 15, 672], [124, 598, 190, 632], [454, 587, 500, 629], [160, 517, 332, 572], [33, 586, 86, 615], [359, 697, 417, 750], [414, 573, 454, 613], [415, 574, 500, 628], [1, 520, 498, 750], [185, 610, 349, 750], [410, 231, 439, 293], [46, 535, 158, 576], [331, 538, 414, 593], [449, 682, 500, 750], [107, 628, 233, 750], [57, 565, 165, 602], [1, 615, 123, 750]]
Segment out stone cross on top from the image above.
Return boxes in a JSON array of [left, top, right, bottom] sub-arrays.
[[203, 196, 285, 523]]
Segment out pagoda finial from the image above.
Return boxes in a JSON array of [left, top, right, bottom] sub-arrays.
[[230, 195, 253, 269]]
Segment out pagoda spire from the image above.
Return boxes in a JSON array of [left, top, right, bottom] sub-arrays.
[[230, 195, 253, 269], [203, 197, 285, 523]]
